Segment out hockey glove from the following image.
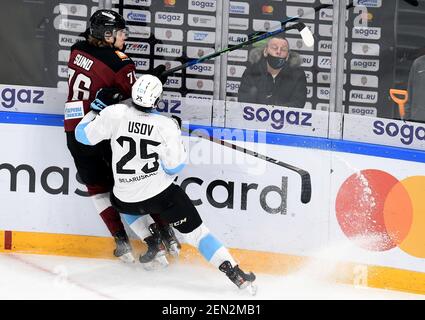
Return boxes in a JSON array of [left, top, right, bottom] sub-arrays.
[[90, 87, 124, 112], [152, 64, 168, 85]]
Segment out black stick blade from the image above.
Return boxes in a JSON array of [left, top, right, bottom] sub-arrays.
[[403, 0, 419, 6], [300, 171, 312, 204]]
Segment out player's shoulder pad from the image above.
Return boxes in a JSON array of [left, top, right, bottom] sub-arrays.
[[99, 103, 129, 119], [70, 41, 134, 72], [105, 50, 134, 73], [114, 50, 129, 61]]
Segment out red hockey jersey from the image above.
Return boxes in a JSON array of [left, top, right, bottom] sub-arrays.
[[64, 41, 136, 132]]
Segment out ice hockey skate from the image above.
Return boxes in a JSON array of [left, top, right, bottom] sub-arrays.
[[113, 231, 135, 263], [219, 261, 257, 295], [158, 224, 181, 258], [139, 224, 169, 270]]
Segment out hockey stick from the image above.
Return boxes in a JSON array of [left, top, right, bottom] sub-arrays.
[[160, 0, 419, 76], [182, 126, 312, 204], [162, 22, 314, 77], [247, 2, 341, 40]]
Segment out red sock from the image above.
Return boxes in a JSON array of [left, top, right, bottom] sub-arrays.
[[99, 207, 125, 236]]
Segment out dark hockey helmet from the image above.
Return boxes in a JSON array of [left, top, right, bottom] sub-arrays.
[[89, 10, 127, 40]]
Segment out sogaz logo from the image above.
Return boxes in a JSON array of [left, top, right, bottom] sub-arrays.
[[133, 58, 149, 71], [243, 106, 313, 130], [226, 81, 240, 94], [187, 63, 214, 76], [155, 12, 184, 25], [352, 27, 381, 40], [351, 59, 380, 72], [188, 0, 216, 12], [0, 86, 44, 109], [317, 87, 331, 100], [349, 106, 377, 117], [373, 121, 425, 146], [186, 94, 213, 101], [164, 77, 182, 89], [157, 98, 182, 114]]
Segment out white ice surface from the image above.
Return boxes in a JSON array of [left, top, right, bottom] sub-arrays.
[[0, 253, 423, 300]]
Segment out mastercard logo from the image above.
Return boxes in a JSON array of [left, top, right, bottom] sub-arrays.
[[262, 5, 274, 14], [164, 0, 176, 6], [336, 169, 425, 258]]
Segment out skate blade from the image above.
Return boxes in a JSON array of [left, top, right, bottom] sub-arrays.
[[240, 282, 257, 296], [141, 255, 169, 271], [168, 243, 180, 258], [118, 252, 136, 263]]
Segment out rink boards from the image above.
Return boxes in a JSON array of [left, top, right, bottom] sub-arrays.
[[1, 114, 425, 294]]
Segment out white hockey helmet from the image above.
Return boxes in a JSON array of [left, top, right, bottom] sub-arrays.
[[132, 74, 163, 109]]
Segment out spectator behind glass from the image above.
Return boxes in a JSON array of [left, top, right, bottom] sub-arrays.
[[238, 36, 307, 108], [405, 54, 425, 122]]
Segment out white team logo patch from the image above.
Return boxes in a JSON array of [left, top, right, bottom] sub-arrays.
[[64, 101, 85, 120]]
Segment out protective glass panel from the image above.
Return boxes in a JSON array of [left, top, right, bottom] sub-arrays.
[[341, 0, 425, 150], [221, 1, 338, 139]]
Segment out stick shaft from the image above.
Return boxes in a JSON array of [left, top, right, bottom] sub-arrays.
[[183, 126, 312, 203], [163, 25, 293, 76], [163, 1, 354, 76]]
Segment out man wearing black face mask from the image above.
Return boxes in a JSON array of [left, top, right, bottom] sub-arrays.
[[238, 36, 307, 108]]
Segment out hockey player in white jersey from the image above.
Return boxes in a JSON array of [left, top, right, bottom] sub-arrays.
[[75, 74, 256, 293]]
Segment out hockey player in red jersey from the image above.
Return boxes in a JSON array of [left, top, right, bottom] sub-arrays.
[[65, 9, 179, 263], [74, 75, 257, 293]]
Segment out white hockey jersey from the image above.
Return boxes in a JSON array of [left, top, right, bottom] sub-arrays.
[[75, 103, 187, 203]]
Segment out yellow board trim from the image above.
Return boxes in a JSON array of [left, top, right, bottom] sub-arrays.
[[0, 230, 4, 250], [1, 230, 425, 295]]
